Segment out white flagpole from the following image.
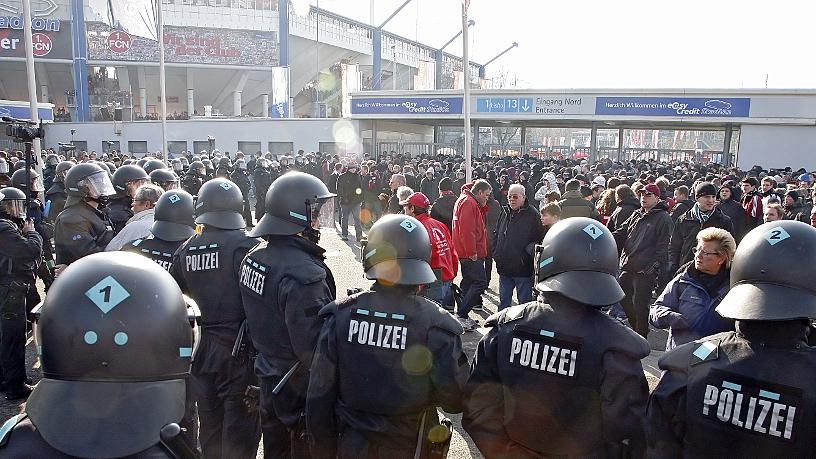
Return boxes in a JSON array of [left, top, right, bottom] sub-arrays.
[[157, 0, 168, 157], [22, 0, 43, 166], [462, 2, 472, 183]]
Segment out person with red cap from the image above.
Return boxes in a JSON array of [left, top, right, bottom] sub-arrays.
[[402, 191, 458, 309]]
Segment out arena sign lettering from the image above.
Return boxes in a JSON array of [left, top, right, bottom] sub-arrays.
[[0, 16, 60, 31]]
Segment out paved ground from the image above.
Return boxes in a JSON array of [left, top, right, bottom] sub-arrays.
[[1, 224, 666, 458]]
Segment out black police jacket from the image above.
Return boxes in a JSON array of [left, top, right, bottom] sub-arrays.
[[647, 320, 816, 459], [0, 217, 42, 284], [44, 182, 67, 223], [172, 228, 259, 341], [53, 201, 113, 265], [122, 235, 184, 272], [463, 295, 650, 459], [0, 414, 174, 458], [306, 286, 467, 458], [252, 168, 273, 194], [181, 174, 203, 196], [106, 195, 133, 235]]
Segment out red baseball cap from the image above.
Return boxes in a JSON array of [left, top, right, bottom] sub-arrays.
[[400, 192, 431, 208], [638, 183, 661, 196]]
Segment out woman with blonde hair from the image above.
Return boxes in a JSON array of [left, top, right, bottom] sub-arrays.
[[649, 227, 736, 350]]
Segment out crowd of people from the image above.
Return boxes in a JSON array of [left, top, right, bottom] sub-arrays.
[[0, 145, 815, 458]]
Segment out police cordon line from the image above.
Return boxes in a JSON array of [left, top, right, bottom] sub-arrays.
[[0, 145, 816, 458]]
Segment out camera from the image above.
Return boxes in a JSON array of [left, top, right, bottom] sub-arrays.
[[4, 121, 44, 142], [58, 142, 76, 152]]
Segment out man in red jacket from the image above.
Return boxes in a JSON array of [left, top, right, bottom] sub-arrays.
[[452, 179, 492, 331], [402, 192, 458, 309]]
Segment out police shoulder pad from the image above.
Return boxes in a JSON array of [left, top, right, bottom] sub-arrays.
[[0, 413, 26, 447], [688, 338, 721, 367], [485, 304, 527, 328]]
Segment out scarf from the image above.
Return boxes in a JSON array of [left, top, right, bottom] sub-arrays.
[[687, 264, 729, 297], [690, 202, 713, 223]]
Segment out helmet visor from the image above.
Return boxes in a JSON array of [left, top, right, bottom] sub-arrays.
[[3, 199, 26, 219], [81, 171, 116, 198], [313, 198, 333, 229], [31, 172, 44, 192], [0, 161, 8, 174]]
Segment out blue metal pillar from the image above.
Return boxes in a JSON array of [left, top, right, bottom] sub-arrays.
[[278, 0, 289, 66], [372, 29, 382, 90], [70, 0, 89, 121], [435, 49, 444, 89]]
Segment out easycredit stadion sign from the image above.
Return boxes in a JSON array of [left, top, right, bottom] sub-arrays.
[[595, 96, 751, 118]]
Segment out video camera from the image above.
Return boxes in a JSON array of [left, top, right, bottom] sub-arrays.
[[58, 142, 76, 152], [2, 116, 44, 142]]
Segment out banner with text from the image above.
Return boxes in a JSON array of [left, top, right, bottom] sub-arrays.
[[351, 97, 463, 115], [595, 97, 751, 117], [0, 23, 73, 60], [86, 22, 278, 66]]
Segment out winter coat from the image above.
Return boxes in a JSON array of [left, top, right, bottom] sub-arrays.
[[430, 191, 457, 233], [492, 202, 545, 277], [336, 171, 363, 205], [452, 187, 489, 259], [669, 199, 692, 225], [615, 201, 673, 274], [668, 207, 734, 269], [558, 190, 601, 221], [716, 197, 746, 241], [649, 269, 732, 350], [606, 197, 639, 233]]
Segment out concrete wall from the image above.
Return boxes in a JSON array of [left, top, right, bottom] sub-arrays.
[[737, 125, 816, 171], [43, 118, 359, 155]]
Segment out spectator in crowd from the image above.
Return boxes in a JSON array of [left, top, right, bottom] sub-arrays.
[[669, 182, 734, 274], [650, 227, 736, 350], [760, 176, 781, 206], [328, 162, 343, 225], [379, 173, 405, 214], [763, 202, 784, 223], [396, 186, 414, 208], [670, 185, 692, 225], [606, 184, 639, 233], [716, 182, 745, 240], [336, 163, 364, 241], [105, 184, 163, 251], [783, 190, 811, 222], [811, 205, 816, 227], [430, 177, 456, 233], [558, 179, 601, 220], [492, 184, 544, 310], [452, 179, 492, 332], [419, 168, 439, 202], [615, 183, 674, 338], [539, 202, 561, 238], [740, 177, 763, 235]]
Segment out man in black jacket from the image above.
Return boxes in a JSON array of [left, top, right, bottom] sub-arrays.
[[430, 177, 457, 233], [669, 185, 692, 225], [669, 182, 734, 274], [336, 164, 364, 241], [614, 183, 673, 338], [492, 184, 545, 310]]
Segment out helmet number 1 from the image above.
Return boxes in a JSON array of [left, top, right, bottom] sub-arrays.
[[99, 285, 112, 303]]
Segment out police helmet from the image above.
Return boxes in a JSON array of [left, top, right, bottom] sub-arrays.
[[189, 160, 205, 176], [235, 159, 247, 170], [143, 159, 166, 175], [13, 159, 25, 171], [717, 221, 816, 320], [534, 217, 624, 305], [150, 168, 180, 188], [27, 252, 192, 458], [172, 159, 183, 172], [217, 157, 231, 168], [250, 171, 335, 237], [194, 178, 245, 230], [152, 190, 196, 241], [136, 157, 150, 169], [64, 162, 116, 205], [56, 160, 74, 177], [362, 214, 436, 285], [45, 153, 60, 166], [112, 164, 150, 195], [11, 167, 44, 192], [0, 186, 26, 218]]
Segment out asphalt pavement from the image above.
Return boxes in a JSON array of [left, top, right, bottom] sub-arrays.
[[0, 224, 666, 458]]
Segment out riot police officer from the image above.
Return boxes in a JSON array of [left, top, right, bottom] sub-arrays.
[[647, 220, 816, 458], [463, 217, 651, 458], [0, 187, 42, 400], [305, 213, 468, 459], [182, 161, 206, 196], [151, 168, 181, 191], [171, 178, 261, 458], [123, 189, 196, 272], [252, 157, 273, 220], [230, 159, 252, 226], [11, 167, 54, 290], [108, 164, 150, 235], [53, 162, 115, 267], [43, 153, 59, 190], [239, 171, 336, 458], [144, 159, 167, 175], [44, 160, 74, 223], [0, 252, 195, 458], [215, 157, 231, 179]]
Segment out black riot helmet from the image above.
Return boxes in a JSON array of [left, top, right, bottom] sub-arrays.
[[250, 171, 335, 238], [11, 167, 44, 192], [361, 214, 436, 285], [194, 178, 245, 230], [152, 190, 196, 241], [189, 160, 205, 176], [112, 164, 150, 196], [13, 159, 25, 171], [54, 160, 75, 183], [150, 168, 180, 190], [27, 252, 193, 458], [217, 157, 231, 168], [0, 186, 27, 218], [717, 221, 816, 320], [136, 157, 150, 169], [143, 159, 166, 175], [45, 153, 60, 166], [534, 216, 624, 306], [64, 162, 115, 206]]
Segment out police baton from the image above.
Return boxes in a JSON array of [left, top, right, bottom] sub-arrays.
[[160, 423, 200, 459], [272, 360, 301, 395]]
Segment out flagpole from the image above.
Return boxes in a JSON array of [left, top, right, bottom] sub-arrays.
[[157, 0, 168, 157], [462, 1, 472, 183], [22, 0, 43, 164]]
